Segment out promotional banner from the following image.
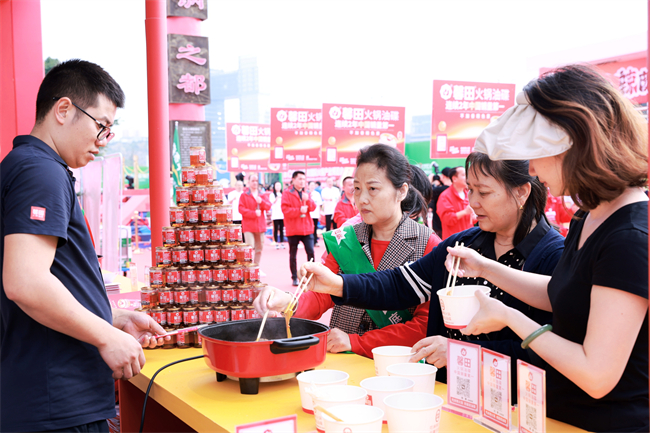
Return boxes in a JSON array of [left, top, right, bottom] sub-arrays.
[[321, 103, 405, 167], [430, 80, 515, 159], [226, 123, 271, 172], [596, 56, 648, 105], [270, 108, 322, 165]]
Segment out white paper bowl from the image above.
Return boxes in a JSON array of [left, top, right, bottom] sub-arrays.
[[437, 285, 491, 329], [386, 362, 438, 394], [360, 376, 415, 423], [322, 404, 384, 433], [297, 370, 349, 413], [312, 385, 368, 433], [371, 345, 413, 376], [384, 392, 444, 433]]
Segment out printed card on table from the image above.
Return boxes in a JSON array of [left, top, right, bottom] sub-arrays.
[[235, 414, 297, 433], [446, 340, 481, 417], [517, 360, 546, 433], [480, 348, 512, 431]]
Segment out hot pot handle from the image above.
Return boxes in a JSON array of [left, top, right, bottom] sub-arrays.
[[270, 336, 320, 354]]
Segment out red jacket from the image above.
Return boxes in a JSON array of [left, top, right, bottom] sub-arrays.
[[333, 195, 357, 227], [238, 189, 271, 233], [437, 186, 472, 239], [281, 187, 316, 236], [295, 233, 439, 358]]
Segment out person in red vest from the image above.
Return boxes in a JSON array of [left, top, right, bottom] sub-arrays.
[[333, 176, 357, 227], [436, 166, 476, 239], [281, 171, 316, 286], [239, 173, 272, 267]]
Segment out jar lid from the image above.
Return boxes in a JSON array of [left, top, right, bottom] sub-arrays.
[[182, 265, 196, 270], [165, 266, 179, 271]]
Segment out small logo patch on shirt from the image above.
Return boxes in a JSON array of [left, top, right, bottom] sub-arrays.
[[30, 206, 46, 221]]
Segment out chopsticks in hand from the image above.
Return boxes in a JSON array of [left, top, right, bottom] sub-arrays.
[[446, 242, 464, 296], [285, 258, 314, 314]]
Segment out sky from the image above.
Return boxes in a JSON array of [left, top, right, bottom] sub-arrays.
[[40, 0, 648, 139]]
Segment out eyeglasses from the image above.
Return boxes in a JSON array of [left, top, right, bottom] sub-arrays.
[[53, 97, 114, 142]]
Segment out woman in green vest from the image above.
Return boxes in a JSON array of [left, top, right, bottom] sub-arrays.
[[254, 144, 440, 358]]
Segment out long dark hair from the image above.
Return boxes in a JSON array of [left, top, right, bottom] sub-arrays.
[[409, 164, 433, 224], [466, 152, 546, 246], [356, 144, 427, 219]]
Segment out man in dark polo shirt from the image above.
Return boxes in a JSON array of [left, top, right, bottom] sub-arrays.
[[0, 60, 167, 432]]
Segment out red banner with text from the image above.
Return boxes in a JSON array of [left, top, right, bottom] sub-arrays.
[[321, 103, 405, 167], [430, 80, 515, 159], [226, 123, 272, 172], [270, 108, 322, 166], [595, 56, 648, 105]]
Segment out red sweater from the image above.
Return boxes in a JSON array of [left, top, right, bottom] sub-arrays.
[[295, 233, 439, 358], [333, 195, 357, 227], [238, 190, 271, 233], [436, 186, 472, 239], [281, 187, 316, 236]]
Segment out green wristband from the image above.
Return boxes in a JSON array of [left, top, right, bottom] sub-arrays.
[[521, 324, 553, 349]]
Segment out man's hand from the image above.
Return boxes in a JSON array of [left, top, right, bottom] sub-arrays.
[[327, 328, 351, 353], [300, 205, 308, 214], [98, 326, 147, 379], [410, 336, 448, 368], [255, 195, 262, 204], [113, 309, 169, 349], [300, 262, 344, 297], [255, 209, 262, 217]]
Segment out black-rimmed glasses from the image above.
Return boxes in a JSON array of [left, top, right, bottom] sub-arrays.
[[53, 97, 114, 142]]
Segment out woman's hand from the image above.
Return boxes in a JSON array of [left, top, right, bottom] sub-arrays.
[[444, 245, 491, 280], [252, 286, 293, 316], [327, 328, 351, 353], [410, 336, 448, 368], [460, 290, 509, 336], [300, 262, 344, 297]]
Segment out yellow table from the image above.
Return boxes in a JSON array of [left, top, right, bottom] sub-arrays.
[[119, 348, 586, 433]]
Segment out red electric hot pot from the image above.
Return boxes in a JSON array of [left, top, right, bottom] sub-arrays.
[[199, 317, 330, 394]]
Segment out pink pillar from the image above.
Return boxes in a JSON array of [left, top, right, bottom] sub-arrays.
[[145, 0, 171, 264], [0, 0, 43, 161]]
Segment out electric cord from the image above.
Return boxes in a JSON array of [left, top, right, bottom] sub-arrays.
[[138, 354, 205, 433]]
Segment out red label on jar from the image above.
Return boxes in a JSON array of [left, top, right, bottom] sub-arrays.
[[231, 309, 247, 321], [178, 228, 194, 244], [222, 248, 236, 262], [171, 249, 188, 266], [181, 269, 197, 285], [236, 288, 253, 303], [159, 291, 173, 305], [189, 290, 200, 303], [199, 208, 215, 224], [228, 268, 244, 283], [195, 228, 210, 243], [214, 309, 230, 323], [227, 226, 242, 243], [199, 309, 214, 323], [156, 250, 171, 266], [183, 310, 198, 325], [182, 169, 196, 185], [210, 227, 226, 243], [189, 249, 204, 264], [152, 310, 167, 325], [222, 289, 235, 302], [226, 208, 233, 221], [245, 267, 260, 282], [205, 289, 222, 304], [140, 291, 153, 307], [205, 248, 220, 263], [162, 229, 177, 246], [177, 331, 187, 344], [246, 309, 261, 320], [212, 268, 227, 284], [185, 208, 199, 224], [168, 311, 183, 325], [165, 269, 180, 285], [197, 269, 211, 284], [174, 290, 189, 305], [176, 189, 190, 205], [149, 268, 164, 286], [170, 209, 185, 225], [191, 188, 206, 204]]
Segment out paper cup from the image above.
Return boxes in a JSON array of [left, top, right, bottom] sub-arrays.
[[437, 285, 491, 329], [322, 404, 384, 433], [371, 346, 413, 376], [360, 376, 415, 423], [312, 385, 368, 433], [297, 370, 349, 414], [384, 392, 444, 433], [386, 363, 438, 394]]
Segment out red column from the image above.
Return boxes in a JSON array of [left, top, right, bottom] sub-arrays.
[[145, 0, 171, 264], [0, 0, 43, 161]]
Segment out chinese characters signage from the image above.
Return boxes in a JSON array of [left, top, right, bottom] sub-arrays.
[[447, 340, 481, 416], [517, 360, 546, 433], [595, 55, 648, 105], [481, 348, 511, 430], [168, 34, 210, 104], [167, 0, 207, 20], [270, 108, 322, 165], [226, 123, 272, 172], [430, 80, 515, 159], [321, 103, 405, 167]]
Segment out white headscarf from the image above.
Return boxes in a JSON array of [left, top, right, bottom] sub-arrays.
[[473, 91, 572, 160]]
